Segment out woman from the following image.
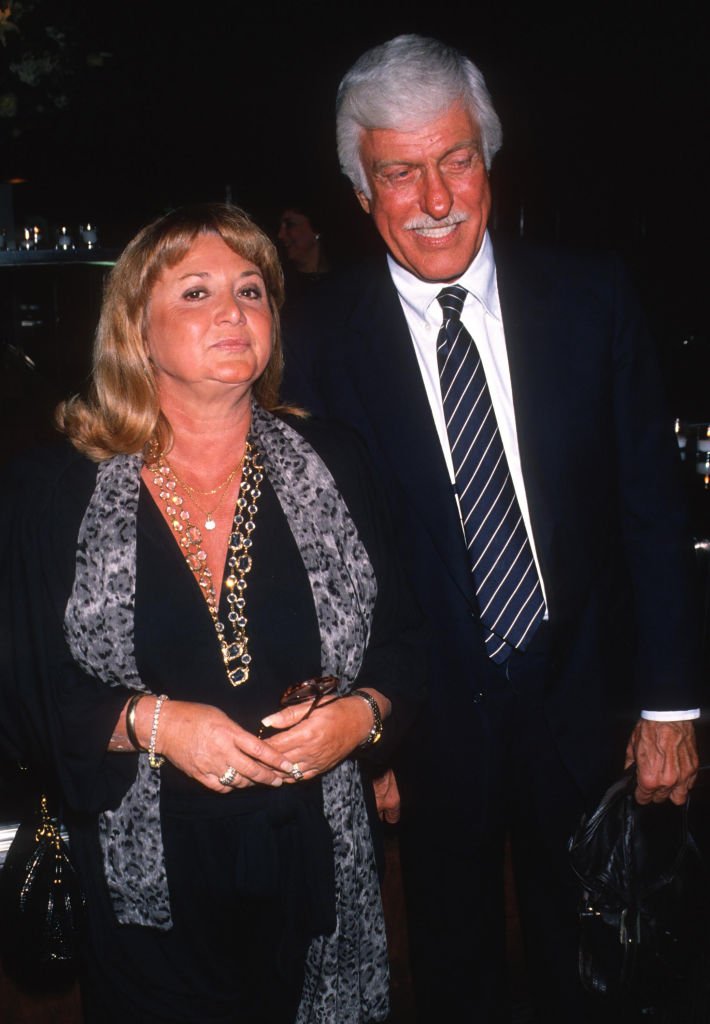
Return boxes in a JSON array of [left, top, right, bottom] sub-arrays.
[[6, 204, 423, 1023], [276, 203, 332, 327], [277, 205, 329, 278]]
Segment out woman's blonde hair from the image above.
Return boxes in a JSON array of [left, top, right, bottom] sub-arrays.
[[58, 203, 286, 461]]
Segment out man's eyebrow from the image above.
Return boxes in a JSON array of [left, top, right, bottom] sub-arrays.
[[439, 139, 481, 157], [372, 140, 480, 173], [372, 158, 416, 174]]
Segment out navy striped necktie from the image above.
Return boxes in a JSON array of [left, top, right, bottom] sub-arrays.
[[436, 284, 545, 663]]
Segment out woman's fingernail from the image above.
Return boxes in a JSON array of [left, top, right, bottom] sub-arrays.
[[261, 716, 274, 727], [271, 777, 283, 787]]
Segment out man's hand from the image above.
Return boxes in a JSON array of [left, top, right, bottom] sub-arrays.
[[372, 768, 401, 823], [624, 718, 698, 805]]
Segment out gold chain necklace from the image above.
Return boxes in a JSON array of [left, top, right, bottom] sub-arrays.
[[148, 440, 263, 686], [165, 453, 245, 531], [170, 460, 243, 497]]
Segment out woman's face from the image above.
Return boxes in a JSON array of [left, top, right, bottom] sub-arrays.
[[277, 209, 318, 267], [145, 233, 273, 400]]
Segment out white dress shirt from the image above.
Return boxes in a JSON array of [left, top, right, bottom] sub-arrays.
[[387, 233, 698, 721]]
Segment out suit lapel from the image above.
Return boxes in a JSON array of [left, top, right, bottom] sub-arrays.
[[343, 267, 477, 609], [493, 241, 562, 616]]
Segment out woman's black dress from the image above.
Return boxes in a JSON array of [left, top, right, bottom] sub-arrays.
[[6, 418, 423, 1024]]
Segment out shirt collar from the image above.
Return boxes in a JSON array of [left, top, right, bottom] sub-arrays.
[[387, 230, 500, 324]]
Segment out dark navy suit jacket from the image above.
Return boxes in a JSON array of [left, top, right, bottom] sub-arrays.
[[282, 238, 699, 813]]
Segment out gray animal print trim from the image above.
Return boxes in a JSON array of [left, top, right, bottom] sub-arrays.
[[63, 453, 143, 690], [64, 453, 172, 928]]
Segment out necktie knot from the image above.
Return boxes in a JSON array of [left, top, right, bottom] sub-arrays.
[[437, 284, 467, 324]]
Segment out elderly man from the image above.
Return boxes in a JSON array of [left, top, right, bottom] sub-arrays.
[[282, 34, 700, 1022]]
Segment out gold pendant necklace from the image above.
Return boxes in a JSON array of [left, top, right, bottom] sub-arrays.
[[147, 440, 263, 686], [166, 453, 245, 531]]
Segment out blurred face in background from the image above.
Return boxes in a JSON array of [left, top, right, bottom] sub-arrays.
[[278, 209, 320, 272]]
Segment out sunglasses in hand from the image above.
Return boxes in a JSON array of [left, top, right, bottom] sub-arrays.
[[257, 675, 340, 739]]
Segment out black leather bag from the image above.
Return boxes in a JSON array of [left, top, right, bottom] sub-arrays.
[[0, 793, 84, 963], [569, 768, 707, 1001]]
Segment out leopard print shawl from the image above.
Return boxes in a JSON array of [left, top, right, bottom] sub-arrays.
[[63, 406, 389, 1022]]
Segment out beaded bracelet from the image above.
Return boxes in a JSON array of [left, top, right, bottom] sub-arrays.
[[351, 689, 383, 747], [125, 693, 147, 752], [148, 695, 169, 770]]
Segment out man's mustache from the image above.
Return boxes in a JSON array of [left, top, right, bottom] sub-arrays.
[[404, 213, 469, 231]]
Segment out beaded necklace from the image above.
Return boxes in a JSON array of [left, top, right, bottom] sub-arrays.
[[148, 440, 263, 686]]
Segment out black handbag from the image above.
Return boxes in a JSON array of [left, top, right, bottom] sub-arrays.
[[569, 768, 707, 1001], [0, 792, 84, 964]]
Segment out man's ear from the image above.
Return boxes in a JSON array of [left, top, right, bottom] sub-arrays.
[[355, 190, 371, 215]]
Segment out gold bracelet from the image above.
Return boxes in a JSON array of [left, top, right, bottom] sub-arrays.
[[125, 693, 147, 752], [148, 695, 169, 770], [351, 689, 383, 747]]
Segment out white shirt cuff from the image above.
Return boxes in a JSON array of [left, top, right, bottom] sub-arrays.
[[640, 709, 700, 721]]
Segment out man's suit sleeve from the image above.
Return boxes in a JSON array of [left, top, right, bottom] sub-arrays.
[[610, 256, 700, 711]]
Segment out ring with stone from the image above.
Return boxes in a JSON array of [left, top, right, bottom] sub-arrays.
[[219, 765, 238, 786], [290, 763, 305, 782]]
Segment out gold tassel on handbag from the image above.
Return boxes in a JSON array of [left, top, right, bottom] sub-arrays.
[[0, 792, 84, 963]]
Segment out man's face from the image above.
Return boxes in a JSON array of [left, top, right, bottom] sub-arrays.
[[356, 102, 491, 283]]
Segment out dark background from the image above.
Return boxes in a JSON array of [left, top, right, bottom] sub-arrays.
[[2, 2, 708, 268], [1, 0, 709, 424]]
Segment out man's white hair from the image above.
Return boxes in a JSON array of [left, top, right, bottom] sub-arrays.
[[336, 34, 503, 197]]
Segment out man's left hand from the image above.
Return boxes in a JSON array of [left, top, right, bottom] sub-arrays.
[[624, 718, 698, 805], [372, 768, 401, 823]]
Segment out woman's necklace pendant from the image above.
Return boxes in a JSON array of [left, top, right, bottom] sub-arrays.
[[204, 515, 217, 531]]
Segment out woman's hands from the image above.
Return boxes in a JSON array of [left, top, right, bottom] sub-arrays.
[[124, 698, 295, 793], [114, 688, 391, 793], [261, 689, 391, 782]]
